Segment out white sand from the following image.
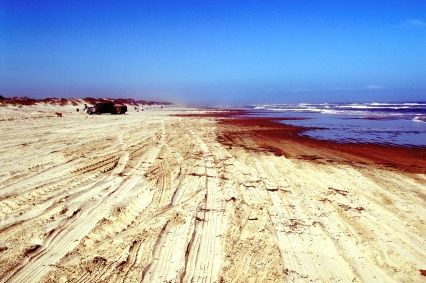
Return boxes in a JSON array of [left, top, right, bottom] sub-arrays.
[[0, 103, 425, 282]]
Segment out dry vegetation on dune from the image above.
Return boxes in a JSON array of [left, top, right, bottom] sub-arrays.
[[0, 96, 173, 107], [0, 106, 425, 282]]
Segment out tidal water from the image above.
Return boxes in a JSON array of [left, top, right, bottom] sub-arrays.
[[249, 102, 426, 147]]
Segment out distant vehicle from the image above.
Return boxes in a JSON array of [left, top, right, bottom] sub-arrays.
[[113, 104, 127, 114], [86, 102, 127, 115]]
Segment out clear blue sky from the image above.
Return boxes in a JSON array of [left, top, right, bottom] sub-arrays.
[[1, 0, 425, 104]]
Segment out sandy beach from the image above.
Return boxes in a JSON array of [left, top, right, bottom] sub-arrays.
[[0, 103, 425, 282]]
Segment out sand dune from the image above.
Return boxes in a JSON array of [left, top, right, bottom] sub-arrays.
[[0, 104, 425, 282]]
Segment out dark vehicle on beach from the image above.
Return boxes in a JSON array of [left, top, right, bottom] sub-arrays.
[[113, 104, 127, 114], [86, 102, 127, 115]]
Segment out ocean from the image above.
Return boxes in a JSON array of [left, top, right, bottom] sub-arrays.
[[248, 102, 426, 147]]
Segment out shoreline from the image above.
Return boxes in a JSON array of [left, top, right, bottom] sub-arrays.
[[178, 109, 426, 174]]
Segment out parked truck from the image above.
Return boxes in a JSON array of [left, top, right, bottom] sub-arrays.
[[86, 102, 127, 115]]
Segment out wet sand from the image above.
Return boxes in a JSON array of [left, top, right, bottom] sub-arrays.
[[0, 105, 425, 282], [212, 111, 426, 174]]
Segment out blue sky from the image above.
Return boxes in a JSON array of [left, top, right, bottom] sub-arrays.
[[1, 0, 425, 104]]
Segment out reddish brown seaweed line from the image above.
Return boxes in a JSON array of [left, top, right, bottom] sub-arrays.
[[174, 109, 248, 118]]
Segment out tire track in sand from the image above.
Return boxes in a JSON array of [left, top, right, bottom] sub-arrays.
[[3, 125, 166, 283]]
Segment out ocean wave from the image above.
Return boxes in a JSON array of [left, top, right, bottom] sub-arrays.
[[265, 108, 323, 112], [319, 109, 348, 115], [335, 105, 412, 110], [403, 103, 426, 106], [412, 116, 426, 123], [253, 102, 426, 121]]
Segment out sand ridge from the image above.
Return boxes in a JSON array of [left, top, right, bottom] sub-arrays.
[[0, 105, 425, 282]]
